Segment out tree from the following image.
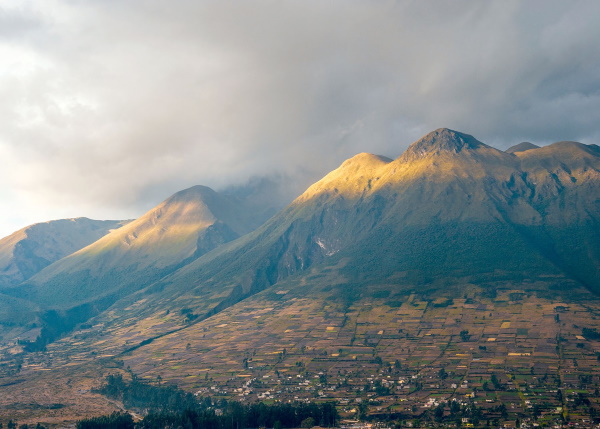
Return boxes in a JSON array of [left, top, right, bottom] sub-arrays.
[[434, 403, 445, 422], [499, 404, 508, 419], [300, 417, 315, 428], [358, 402, 369, 420], [491, 373, 502, 390], [77, 412, 134, 429]]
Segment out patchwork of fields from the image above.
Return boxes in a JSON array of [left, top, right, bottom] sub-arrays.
[[4, 278, 599, 426]]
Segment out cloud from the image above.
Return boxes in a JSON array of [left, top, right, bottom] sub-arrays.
[[0, 0, 599, 235]]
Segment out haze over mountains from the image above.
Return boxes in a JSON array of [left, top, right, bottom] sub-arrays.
[[19, 185, 270, 307], [0, 218, 128, 289], [0, 180, 291, 349], [0, 128, 599, 423]]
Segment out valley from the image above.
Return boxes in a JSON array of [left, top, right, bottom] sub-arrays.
[[3, 275, 600, 427]]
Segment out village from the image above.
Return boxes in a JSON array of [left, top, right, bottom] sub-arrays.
[[3, 286, 600, 428]]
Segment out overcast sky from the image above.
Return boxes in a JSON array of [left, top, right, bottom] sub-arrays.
[[1, 0, 599, 237]]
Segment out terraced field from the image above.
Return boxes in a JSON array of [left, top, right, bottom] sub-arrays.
[[4, 275, 600, 426]]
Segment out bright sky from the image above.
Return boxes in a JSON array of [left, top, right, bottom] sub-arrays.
[[1, 1, 599, 237]]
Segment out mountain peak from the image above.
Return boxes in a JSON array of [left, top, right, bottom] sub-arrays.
[[506, 142, 540, 154], [339, 152, 393, 169], [296, 153, 391, 201], [165, 185, 217, 203], [402, 128, 484, 160]]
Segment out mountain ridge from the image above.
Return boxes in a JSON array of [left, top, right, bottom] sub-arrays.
[[95, 128, 600, 344], [16, 185, 275, 310], [0, 217, 129, 289], [10, 128, 598, 331]]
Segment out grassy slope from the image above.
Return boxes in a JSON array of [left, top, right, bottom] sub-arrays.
[[121, 130, 600, 317], [59, 130, 600, 359], [12, 186, 267, 310]]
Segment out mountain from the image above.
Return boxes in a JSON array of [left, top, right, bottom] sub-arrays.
[[0, 185, 281, 352], [131, 128, 600, 318], [510, 141, 600, 291], [2, 129, 600, 424], [15, 185, 278, 311], [505, 141, 540, 153], [10, 128, 600, 342], [38, 128, 599, 360], [0, 218, 128, 289]]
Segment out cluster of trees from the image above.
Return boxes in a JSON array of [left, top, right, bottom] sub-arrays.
[[429, 400, 489, 427], [98, 373, 199, 412], [21, 301, 113, 352], [583, 327, 600, 340], [87, 374, 338, 429], [136, 402, 337, 429], [77, 413, 134, 429]]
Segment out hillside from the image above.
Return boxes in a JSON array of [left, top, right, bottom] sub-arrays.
[[23, 128, 598, 353], [110, 128, 600, 326], [15, 186, 276, 307], [0, 218, 128, 289], [0, 185, 284, 353], [0, 218, 129, 337]]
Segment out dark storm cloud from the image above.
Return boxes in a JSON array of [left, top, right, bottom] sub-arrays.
[[0, 0, 599, 235]]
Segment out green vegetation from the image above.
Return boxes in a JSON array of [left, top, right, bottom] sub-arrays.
[[18, 293, 120, 352], [92, 375, 338, 429], [98, 373, 199, 412], [583, 327, 600, 340], [77, 412, 134, 429]]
